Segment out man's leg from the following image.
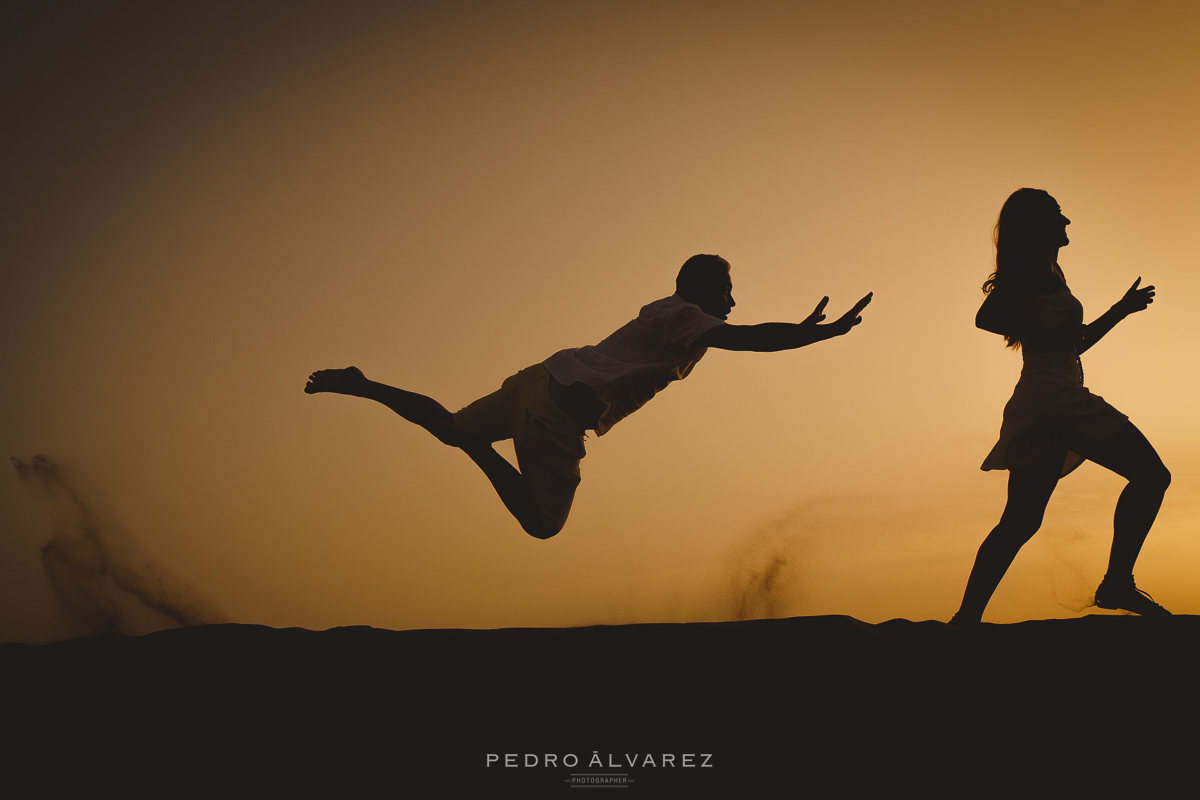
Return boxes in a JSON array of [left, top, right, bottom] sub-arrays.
[[305, 366, 467, 445], [458, 365, 584, 539], [460, 443, 560, 539], [306, 365, 577, 539]]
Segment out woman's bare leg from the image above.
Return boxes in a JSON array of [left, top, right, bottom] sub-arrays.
[[1079, 423, 1171, 614], [952, 451, 1064, 624], [1081, 422, 1171, 576]]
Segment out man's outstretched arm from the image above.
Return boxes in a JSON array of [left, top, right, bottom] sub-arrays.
[[694, 293, 872, 352]]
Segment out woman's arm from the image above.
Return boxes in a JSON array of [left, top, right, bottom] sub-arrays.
[[975, 290, 1016, 337], [977, 287, 1086, 349], [1079, 278, 1155, 354], [975, 290, 1067, 345]]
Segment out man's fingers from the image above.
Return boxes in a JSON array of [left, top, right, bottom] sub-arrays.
[[837, 293, 872, 321], [804, 292, 872, 332], [1130, 277, 1141, 291], [851, 292, 873, 313], [802, 296, 828, 324]]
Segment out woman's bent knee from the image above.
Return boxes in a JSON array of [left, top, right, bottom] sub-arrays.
[[1140, 463, 1171, 493]]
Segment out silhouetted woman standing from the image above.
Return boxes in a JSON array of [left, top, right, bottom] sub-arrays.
[[951, 188, 1171, 624]]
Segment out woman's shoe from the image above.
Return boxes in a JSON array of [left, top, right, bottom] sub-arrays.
[[1094, 576, 1171, 617]]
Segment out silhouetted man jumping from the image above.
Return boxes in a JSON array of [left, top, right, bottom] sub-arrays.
[[305, 254, 871, 538]]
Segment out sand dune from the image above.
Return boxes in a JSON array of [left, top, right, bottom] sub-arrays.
[[3, 615, 1195, 797]]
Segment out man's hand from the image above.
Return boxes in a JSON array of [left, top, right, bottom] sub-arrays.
[[1114, 277, 1155, 317], [823, 293, 873, 337]]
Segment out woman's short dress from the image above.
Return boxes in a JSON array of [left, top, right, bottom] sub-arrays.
[[981, 290, 1128, 476]]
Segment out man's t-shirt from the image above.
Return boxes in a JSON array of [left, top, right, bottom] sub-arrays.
[[542, 294, 727, 436]]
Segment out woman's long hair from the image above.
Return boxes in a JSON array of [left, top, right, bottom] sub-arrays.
[[983, 188, 1061, 347]]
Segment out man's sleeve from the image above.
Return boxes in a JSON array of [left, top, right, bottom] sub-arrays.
[[670, 303, 727, 348]]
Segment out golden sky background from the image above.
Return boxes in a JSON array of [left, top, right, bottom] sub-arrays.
[[3, 0, 1198, 642]]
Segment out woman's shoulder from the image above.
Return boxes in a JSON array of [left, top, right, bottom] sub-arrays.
[[1008, 276, 1071, 305], [1031, 287, 1073, 301], [1029, 280, 1077, 307]]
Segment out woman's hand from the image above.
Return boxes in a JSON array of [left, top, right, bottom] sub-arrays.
[[1079, 277, 1156, 354], [1114, 277, 1155, 317]]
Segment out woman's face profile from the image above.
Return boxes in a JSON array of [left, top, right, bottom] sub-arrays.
[[1029, 195, 1071, 252]]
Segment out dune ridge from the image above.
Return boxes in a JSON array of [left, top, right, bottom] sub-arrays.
[[3, 614, 1195, 797]]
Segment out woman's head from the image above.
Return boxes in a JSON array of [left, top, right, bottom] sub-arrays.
[[984, 188, 1071, 295]]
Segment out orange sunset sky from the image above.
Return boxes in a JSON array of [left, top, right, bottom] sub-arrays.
[[3, 0, 1198, 643]]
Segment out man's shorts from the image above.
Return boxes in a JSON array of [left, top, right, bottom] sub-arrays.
[[453, 364, 587, 532]]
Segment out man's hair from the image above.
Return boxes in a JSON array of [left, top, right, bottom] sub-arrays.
[[675, 254, 730, 300]]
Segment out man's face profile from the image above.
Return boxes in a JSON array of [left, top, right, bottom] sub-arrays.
[[696, 272, 735, 320]]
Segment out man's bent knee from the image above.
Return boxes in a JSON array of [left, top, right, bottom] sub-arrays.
[[522, 517, 563, 540]]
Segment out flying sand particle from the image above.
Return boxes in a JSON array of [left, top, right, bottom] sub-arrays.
[[12, 455, 226, 636]]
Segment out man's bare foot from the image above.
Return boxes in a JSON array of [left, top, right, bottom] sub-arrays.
[[304, 366, 368, 395]]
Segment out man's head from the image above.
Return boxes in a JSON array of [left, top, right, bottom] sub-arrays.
[[676, 254, 734, 319]]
